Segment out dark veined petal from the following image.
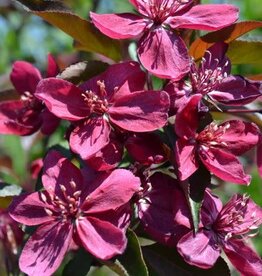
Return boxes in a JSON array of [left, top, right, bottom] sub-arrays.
[[224, 239, 262, 276], [42, 150, 84, 198], [19, 222, 73, 276], [175, 94, 202, 138], [177, 229, 221, 269], [77, 217, 127, 260], [36, 78, 90, 121], [210, 75, 262, 105], [109, 90, 170, 132], [0, 100, 41, 135], [82, 169, 140, 213], [199, 147, 251, 185], [80, 61, 146, 101], [9, 192, 55, 226], [90, 12, 148, 39], [169, 4, 239, 31], [70, 117, 111, 160], [175, 139, 198, 181], [137, 28, 190, 80], [10, 61, 42, 95], [218, 120, 259, 156]]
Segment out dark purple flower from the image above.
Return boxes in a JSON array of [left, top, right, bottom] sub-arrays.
[[36, 61, 170, 159], [90, 1, 238, 79], [9, 150, 141, 276], [165, 42, 262, 110], [175, 190, 262, 275], [0, 54, 60, 136], [175, 94, 260, 184], [126, 132, 169, 166], [137, 172, 188, 245]]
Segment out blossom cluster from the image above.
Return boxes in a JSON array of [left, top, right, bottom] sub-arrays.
[[0, 0, 262, 275]]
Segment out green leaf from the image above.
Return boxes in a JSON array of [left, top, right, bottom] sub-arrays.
[[63, 249, 93, 276], [1, 135, 26, 180], [189, 21, 262, 60], [143, 243, 231, 276], [0, 182, 22, 208], [182, 164, 211, 233], [58, 61, 109, 85], [104, 229, 148, 276], [16, 0, 121, 61], [227, 40, 262, 64]]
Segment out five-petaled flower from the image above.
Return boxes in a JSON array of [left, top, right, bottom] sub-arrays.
[[36, 61, 170, 159], [174, 94, 260, 184], [9, 150, 141, 276], [0, 54, 60, 136], [174, 189, 262, 275], [91, 0, 238, 79], [165, 42, 262, 111]]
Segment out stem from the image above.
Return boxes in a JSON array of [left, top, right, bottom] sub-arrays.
[[146, 72, 153, 90]]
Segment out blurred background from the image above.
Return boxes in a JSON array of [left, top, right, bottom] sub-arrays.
[[0, 1, 261, 275]]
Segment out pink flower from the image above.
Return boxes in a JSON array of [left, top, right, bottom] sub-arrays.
[[36, 61, 170, 159], [9, 150, 141, 276], [90, 1, 238, 79], [175, 94, 260, 184], [0, 54, 60, 136], [175, 190, 262, 275], [165, 42, 262, 110]]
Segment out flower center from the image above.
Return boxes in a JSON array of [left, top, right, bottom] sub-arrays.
[[190, 53, 229, 95], [214, 194, 261, 243], [144, 0, 190, 24], [196, 122, 230, 148], [81, 80, 108, 116], [43, 180, 82, 223]]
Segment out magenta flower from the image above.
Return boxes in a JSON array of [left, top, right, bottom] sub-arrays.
[[90, 1, 238, 79], [175, 190, 262, 275], [175, 94, 260, 184], [0, 54, 60, 136], [9, 150, 140, 276], [165, 42, 262, 110], [36, 61, 170, 159]]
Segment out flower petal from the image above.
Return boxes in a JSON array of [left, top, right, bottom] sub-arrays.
[[257, 135, 262, 178], [199, 147, 251, 185], [70, 117, 111, 159], [0, 100, 41, 135], [80, 61, 146, 101], [42, 150, 84, 200], [139, 173, 187, 246], [40, 109, 60, 135], [46, 53, 59, 78], [137, 28, 190, 79], [90, 12, 148, 39], [82, 169, 140, 213], [109, 90, 170, 132], [9, 192, 54, 226], [169, 4, 239, 31], [36, 78, 90, 121], [175, 139, 198, 181], [19, 222, 72, 276], [177, 229, 221, 269], [224, 239, 262, 276], [85, 139, 123, 171], [175, 94, 202, 138], [210, 76, 262, 105], [77, 217, 127, 260], [10, 61, 42, 95], [219, 120, 259, 156]]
